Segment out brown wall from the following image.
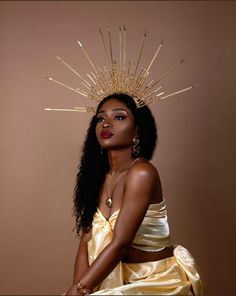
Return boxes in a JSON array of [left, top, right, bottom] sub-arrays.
[[0, 1, 235, 295]]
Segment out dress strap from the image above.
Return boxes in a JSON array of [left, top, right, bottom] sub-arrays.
[[129, 157, 148, 168], [122, 157, 148, 177]]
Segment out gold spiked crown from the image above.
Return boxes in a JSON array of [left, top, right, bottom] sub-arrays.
[[45, 26, 194, 113]]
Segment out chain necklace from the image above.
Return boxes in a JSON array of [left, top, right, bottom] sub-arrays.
[[104, 158, 144, 208], [105, 169, 126, 208]]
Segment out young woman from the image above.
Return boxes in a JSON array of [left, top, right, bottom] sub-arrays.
[[65, 93, 203, 295]]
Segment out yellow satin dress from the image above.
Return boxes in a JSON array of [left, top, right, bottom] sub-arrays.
[[88, 199, 204, 295]]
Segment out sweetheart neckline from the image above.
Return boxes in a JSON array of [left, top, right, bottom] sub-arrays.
[[97, 207, 120, 221]]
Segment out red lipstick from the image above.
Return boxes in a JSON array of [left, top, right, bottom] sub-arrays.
[[101, 130, 113, 139]]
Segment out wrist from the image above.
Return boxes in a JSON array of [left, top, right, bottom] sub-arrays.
[[76, 281, 91, 295]]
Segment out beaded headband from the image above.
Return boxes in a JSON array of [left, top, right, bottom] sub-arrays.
[[45, 26, 194, 113]]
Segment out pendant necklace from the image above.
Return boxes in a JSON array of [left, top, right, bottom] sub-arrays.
[[105, 169, 126, 208], [104, 158, 143, 208]]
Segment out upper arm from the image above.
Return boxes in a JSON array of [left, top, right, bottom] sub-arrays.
[[111, 161, 159, 248]]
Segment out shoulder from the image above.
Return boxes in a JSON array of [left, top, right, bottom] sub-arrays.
[[128, 158, 158, 176], [122, 158, 161, 205], [126, 158, 159, 184]]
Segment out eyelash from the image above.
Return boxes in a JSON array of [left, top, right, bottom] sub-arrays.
[[96, 117, 104, 123], [96, 115, 125, 123], [115, 115, 125, 120]]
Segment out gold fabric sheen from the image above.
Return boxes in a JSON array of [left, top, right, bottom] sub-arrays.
[[132, 200, 171, 252], [88, 200, 204, 295]]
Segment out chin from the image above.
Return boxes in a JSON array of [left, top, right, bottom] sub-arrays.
[[103, 143, 132, 151]]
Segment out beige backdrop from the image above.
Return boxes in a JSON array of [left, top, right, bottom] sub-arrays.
[[0, 1, 235, 295]]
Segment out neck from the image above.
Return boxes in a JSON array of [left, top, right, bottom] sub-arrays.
[[107, 148, 135, 175]]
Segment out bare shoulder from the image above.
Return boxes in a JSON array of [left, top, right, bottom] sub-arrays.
[[127, 158, 159, 179], [125, 160, 162, 203]]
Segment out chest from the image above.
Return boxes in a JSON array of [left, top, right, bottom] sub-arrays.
[[98, 174, 126, 220]]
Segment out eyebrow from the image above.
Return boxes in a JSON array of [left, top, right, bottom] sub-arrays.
[[97, 108, 128, 115]]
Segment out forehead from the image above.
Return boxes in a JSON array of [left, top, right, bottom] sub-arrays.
[[98, 98, 130, 112]]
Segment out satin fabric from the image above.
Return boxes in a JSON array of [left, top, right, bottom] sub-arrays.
[[88, 203, 204, 295], [132, 200, 171, 252]]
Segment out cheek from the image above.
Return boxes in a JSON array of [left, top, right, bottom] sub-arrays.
[[118, 122, 136, 139], [95, 124, 101, 139]]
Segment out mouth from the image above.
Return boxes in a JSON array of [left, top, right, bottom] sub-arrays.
[[101, 130, 114, 139]]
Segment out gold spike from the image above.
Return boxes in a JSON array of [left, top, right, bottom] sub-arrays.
[[141, 82, 161, 97], [144, 38, 164, 77], [146, 80, 154, 87], [44, 107, 95, 113], [47, 77, 88, 97], [74, 106, 96, 112], [119, 26, 122, 70], [107, 29, 114, 64], [142, 88, 164, 101], [155, 91, 165, 98], [56, 56, 91, 87], [81, 82, 90, 90], [99, 28, 110, 66], [145, 90, 165, 104], [134, 30, 147, 76], [91, 72, 97, 79], [77, 40, 98, 74], [160, 85, 194, 100], [155, 58, 185, 85], [127, 61, 131, 77], [141, 58, 186, 95], [123, 26, 126, 71], [86, 74, 96, 85]]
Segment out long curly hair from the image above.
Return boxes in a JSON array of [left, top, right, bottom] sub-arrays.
[[73, 93, 158, 236]]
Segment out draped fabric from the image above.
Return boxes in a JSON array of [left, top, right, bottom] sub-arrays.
[[88, 202, 204, 295], [132, 200, 171, 252]]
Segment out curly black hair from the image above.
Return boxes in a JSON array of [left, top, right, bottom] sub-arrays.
[[73, 93, 158, 236]]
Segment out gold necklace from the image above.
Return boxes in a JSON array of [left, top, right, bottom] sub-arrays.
[[104, 158, 143, 208], [105, 170, 126, 208]]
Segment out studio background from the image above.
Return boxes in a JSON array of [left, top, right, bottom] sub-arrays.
[[0, 1, 235, 295]]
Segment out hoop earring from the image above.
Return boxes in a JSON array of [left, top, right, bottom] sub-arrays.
[[132, 138, 140, 157]]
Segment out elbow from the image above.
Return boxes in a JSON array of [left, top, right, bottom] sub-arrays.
[[110, 238, 131, 256]]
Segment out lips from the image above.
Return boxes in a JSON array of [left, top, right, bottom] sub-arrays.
[[101, 130, 114, 139]]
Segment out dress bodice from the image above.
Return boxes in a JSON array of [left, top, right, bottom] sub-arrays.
[[131, 199, 171, 251], [89, 199, 171, 258]]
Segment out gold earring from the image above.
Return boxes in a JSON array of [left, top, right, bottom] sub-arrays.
[[132, 138, 140, 157]]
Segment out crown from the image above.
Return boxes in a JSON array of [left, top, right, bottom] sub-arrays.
[[45, 26, 194, 113]]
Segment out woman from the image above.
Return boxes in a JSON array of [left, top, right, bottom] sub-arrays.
[[65, 93, 203, 295]]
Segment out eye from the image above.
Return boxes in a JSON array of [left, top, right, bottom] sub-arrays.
[[96, 116, 105, 123], [115, 115, 125, 120]]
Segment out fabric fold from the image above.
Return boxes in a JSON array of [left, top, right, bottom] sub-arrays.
[[88, 202, 204, 295]]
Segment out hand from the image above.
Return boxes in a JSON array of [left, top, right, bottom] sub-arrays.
[[65, 284, 81, 296]]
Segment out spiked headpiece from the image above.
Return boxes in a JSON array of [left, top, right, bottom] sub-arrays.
[[45, 27, 194, 113]]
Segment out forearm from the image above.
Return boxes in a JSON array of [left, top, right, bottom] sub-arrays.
[[73, 237, 90, 284], [79, 241, 128, 290], [66, 240, 90, 295], [73, 244, 89, 283]]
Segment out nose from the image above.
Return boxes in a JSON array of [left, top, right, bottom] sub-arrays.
[[102, 120, 112, 128]]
